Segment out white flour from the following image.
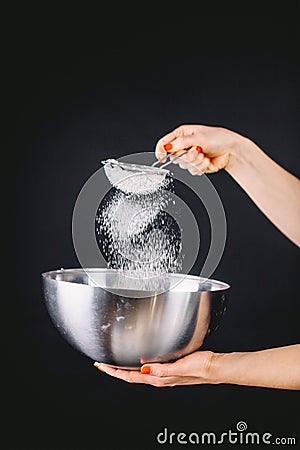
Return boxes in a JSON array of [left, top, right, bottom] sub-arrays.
[[96, 177, 182, 291]]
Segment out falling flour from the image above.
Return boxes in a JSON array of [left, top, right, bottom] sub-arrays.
[[96, 174, 182, 292]]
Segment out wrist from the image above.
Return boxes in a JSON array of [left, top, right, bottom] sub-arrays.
[[207, 352, 225, 384], [225, 135, 261, 177], [208, 351, 245, 385]]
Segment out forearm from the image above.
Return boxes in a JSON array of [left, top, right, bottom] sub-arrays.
[[226, 137, 300, 246], [212, 344, 300, 390]]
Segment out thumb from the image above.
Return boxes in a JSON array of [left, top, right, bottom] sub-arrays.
[[141, 351, 215, 378], [140, 361, 182, 377]]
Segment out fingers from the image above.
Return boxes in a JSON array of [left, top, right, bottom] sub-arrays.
[[156, 136, 200, 162], [155, 128, 216, 175], [155, 146, 167, 163], [94, 362, 178, 387], [155, 125, 200, 162], [171, 146, 209, 173], [155, 128, 183, 161], [93, 351, 214, 387], [94, 361, 180, 378], [94, 363, 151, 383], [188, 156, 212, 175], [170, 150, 190, 169], [186, 147, 200, 163]]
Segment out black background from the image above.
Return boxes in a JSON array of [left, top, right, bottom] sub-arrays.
[[10, 15, 300, 450]]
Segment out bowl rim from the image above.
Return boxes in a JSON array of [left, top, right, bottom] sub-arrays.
[[41, 267, 231, 292]]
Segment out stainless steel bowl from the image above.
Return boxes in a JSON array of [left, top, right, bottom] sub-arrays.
[[42, 268, 230, 368]]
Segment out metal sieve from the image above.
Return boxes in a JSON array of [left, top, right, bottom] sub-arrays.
[[101, 153, 183, 194]]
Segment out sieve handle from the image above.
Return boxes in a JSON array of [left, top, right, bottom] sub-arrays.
[[152, 152, 185, 169]]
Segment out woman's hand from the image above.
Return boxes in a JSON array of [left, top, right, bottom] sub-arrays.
[[94, 345, 300, 390], [94, 351, 218, 387], [155, 124, 300, 246], [154, 124, 248, 175]]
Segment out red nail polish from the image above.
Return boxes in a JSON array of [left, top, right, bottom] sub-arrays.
[[196, 146, 203, 153], [164, 143, 173, 151], [141, 365, 151, 374]]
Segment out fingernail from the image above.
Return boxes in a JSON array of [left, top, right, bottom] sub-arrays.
[[164, 143, 173, 151], [196, 146, 203, 153], [94, 362, 105, 372], [141, 365, 151, 374]]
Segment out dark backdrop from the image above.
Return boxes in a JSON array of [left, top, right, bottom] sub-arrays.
[[11, 17, 300, 450]]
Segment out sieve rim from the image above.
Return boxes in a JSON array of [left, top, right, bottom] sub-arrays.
[[101, 159, 170, 176]]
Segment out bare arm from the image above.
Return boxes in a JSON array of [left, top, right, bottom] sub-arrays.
[[155, 125, 300, 246], [214, 344, 300, 390], [94, 344, 300, 390], [226, 138, 300, 246]]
